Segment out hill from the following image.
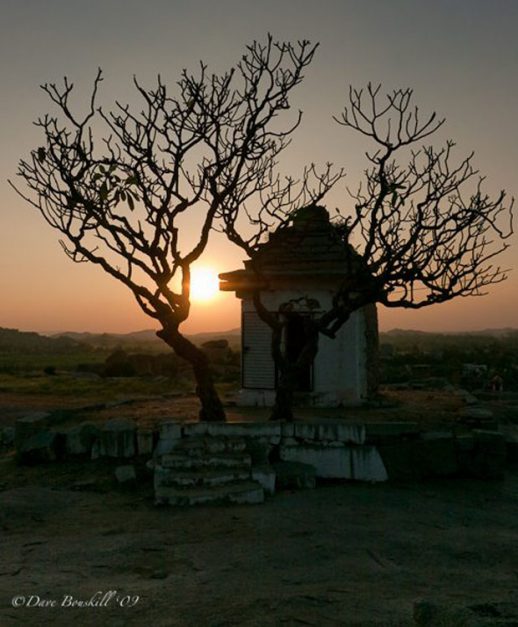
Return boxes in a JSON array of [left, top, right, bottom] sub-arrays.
[[0, 327, 86, 354], [53, 328, 240, 350]]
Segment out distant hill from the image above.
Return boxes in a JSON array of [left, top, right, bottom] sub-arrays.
[[382, 328, 518, 338], [2, 325, 516, 356], [52, 328, 241, 351], [0, 327, 86, 354]]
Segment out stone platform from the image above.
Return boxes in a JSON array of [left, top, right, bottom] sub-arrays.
[[10, 413, 509, 508], [152, 420, 388, 506]]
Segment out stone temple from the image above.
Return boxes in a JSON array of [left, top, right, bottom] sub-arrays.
[[219, 205, 378, 407]]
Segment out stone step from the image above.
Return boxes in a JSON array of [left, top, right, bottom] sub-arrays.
[[160, 451, 252, 470], [155, 480, 265, 506], [155, 466, 251, 488], [175, 436, 247, 455]]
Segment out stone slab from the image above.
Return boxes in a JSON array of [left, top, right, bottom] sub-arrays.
[[251, 465, 276, 495], [160, 451, 251, 470], [205, 423, 282, 438], [155, 481, 264, 506], [279, 444, 353, 480], [100, 418, 136, 458], [351, 446, 388, 482], [137, 430, 155, 456], [317, 423, 366, 444], [177, 436, 247, 455], [65, 422, 100, 456], [155, 467, 251, 488], [160, 422, 183, 440]]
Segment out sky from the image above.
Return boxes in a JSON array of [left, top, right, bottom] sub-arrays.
[[0, 0, 517, 334]]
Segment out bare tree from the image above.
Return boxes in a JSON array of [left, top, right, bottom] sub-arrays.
[[218, 84, 514, 420], [10, 37, 317, 422]]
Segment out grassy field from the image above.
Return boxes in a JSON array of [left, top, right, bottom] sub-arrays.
[[0, 371, 193, 401], [0, 349, 111, 375]]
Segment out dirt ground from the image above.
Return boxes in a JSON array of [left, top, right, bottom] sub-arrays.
[[0, 452, 517, 627], [1, 389, 517, 626], [0, 387, 484, 430]]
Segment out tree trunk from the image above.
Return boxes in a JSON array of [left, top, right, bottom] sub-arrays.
[[269, 317, 319, 422], [156, 325, 226, 422], [270, 364, 295, 421]]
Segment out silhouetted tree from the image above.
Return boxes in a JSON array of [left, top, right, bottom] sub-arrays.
[[218, 84, 514, 420], [10, 37, 318, 421]]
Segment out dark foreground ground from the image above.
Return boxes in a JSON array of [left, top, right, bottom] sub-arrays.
[[1, 457, 517, 627]]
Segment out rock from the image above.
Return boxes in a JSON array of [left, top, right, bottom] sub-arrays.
[[182, 422, 209, 437], [350, 446, 388, 482], [273, 460, 317, 490], [317, 422, 366, 445], [252, 465, 276, 495], [115, 465, 136, 484], [293, 423, 319, 441], [137, 430, 155, 456], [155, 466, 251, 488], [149, 570, 169, 580], [460, 406, 494, 420], [245, 437, 270, 465], [154, 438, 181, 459], [160, 451, 251, 470], [205, 422, 281, 439], [18, 431, 58, 465], [15, 412, 52, 449], [281, 422, 295, 438], [155, 481, 264, 506], [91, 440, 100, 460], [65, 422, 100, 456], [279, 444, 353, 479], [159, 422, 183, 440], [457, 389, 479, 405], [1, 427, 15, 448], [100, 419, 137, 458]]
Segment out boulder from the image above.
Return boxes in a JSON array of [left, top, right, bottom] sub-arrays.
[[115, 465, 137, 484], [1, 427, 15, 448], [15, 412, 52, 449], [18, 431, 59, 464], [65, 422, 100, 457]]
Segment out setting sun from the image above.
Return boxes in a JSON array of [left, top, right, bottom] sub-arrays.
[[190, 267, 220, 302]]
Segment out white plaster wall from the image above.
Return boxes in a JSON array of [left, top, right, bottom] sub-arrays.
[[313, 310, 368, 404], [239, 288, 369, 407]]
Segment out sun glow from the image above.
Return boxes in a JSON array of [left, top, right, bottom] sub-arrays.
[[190, 267, 220, 302]]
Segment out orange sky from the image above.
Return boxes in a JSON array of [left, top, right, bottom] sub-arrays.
[[1, 1, 517, 335]]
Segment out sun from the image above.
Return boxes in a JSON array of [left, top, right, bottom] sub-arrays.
[[190, 266, 220, 302]]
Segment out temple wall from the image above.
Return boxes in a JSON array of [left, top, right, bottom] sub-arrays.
[[239, 289, 371, 407]]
